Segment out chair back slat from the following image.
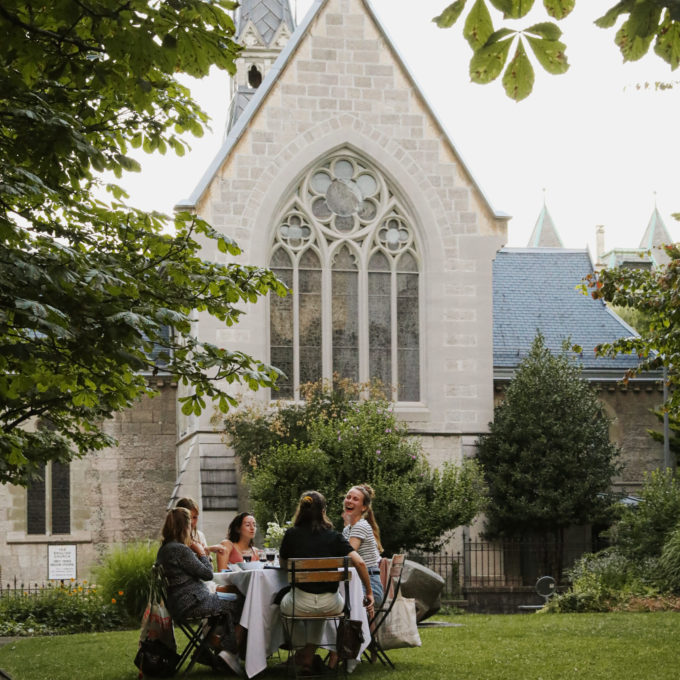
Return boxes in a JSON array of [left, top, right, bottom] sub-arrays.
[[291, 571, 348, 584], [291, 557, 346, 570], [288, 556, 352, 586]]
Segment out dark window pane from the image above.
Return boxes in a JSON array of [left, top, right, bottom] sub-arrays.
[[397, 272, 419, 401], [369, 251, 390, 271], [398, 349, 420, 401], [299, 264, 322, 388], [270, 347, 293, 398], [332, 251, 358, 380], [27, 464, 46, 535], [51, 462, 70, 534], [397, 251, 418, 272], [271, 248, 292, 269], [368, 271, 391, 388], [270, 265, 294, 398]]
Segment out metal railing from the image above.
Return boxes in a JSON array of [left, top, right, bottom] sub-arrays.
[[0, 578, 90, 598], [411, 538, 603, 592]]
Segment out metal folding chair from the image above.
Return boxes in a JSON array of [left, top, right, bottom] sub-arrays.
[[280, 556, 352, 679], [364, 554, 405, 669], [152, 563, 222, 676]]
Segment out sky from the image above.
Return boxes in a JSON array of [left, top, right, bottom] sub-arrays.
[[118, 0, 680, 259]]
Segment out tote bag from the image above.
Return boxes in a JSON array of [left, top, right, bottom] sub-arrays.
[[135, 575, 180, 677], [375, 592, 421, 650]]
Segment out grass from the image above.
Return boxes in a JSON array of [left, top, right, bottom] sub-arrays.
[[0, 612, 678, 680]]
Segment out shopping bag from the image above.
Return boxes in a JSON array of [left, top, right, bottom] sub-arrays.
[[375, 592, 421, 650], [138, 596, 176, 650], [135, 572, 179, 677]]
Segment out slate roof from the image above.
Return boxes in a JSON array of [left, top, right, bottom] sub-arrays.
[[237, 0, 295, 46], [493, 248, 643, 375], [227, 88, 255, 131]]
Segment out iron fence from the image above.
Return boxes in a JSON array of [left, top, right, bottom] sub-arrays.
[[0, 578, 88, 598], [411, 538, 603, 593]]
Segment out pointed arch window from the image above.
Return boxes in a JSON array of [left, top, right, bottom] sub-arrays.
[[269, 150, 420, 401]]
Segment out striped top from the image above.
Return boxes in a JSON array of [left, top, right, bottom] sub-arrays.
[[342, 518, 380, 568]]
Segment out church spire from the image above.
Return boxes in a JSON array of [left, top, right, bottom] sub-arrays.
[[527, 193, 564, 248], [227, 1, 296, 130], [638, 195, 673, 266]]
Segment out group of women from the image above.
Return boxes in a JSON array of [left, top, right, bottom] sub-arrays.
[[155, 484, 383, 676]]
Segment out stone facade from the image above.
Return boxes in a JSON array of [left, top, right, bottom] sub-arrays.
[[0, 382, 177, 584]]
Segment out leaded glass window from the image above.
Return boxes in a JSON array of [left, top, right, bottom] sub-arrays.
[[269, 150, 420, 401]]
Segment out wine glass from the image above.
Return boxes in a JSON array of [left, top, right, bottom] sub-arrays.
[[243, 554, 252, 563], [266, 550, 276, 567]]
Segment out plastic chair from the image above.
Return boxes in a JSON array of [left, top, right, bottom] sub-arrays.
[[280, 556, 353, 679], [152, 563, 222, 675], [364, 554, 405, 669]]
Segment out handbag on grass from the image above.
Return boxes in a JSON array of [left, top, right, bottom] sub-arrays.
[[375, 591, 421, 650]]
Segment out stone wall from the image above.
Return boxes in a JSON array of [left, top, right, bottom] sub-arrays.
[[0, 381, 177, 584]]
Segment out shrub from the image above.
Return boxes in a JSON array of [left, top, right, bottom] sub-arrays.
[[227, 379, 487, 554], [610, 468, 680, 561], [658, 522, 680, 593], [92, 541, 158, 622], [0, 582, 126, 635], [546, 550, 660, 613]]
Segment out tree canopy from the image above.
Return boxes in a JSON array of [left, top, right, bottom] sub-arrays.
[[477, 332, 621, 540], [583, 244, 680, 417], [434, 1, 680, 100], [0, 0, 286, 486]]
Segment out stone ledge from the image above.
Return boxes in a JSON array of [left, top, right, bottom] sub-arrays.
[[7, 532, 92, 544]]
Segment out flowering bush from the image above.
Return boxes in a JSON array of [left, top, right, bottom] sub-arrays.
[[0, 581, 126, 635]]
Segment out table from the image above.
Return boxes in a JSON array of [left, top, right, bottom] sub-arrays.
[[214, 567, 370, 678]]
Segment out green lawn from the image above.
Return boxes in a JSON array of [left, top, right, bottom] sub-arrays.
[[0, 613, 678, 680]]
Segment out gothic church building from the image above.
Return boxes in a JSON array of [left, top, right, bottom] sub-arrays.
[[0, 0, 665, 583]]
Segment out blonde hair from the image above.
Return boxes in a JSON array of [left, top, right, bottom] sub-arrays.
[[162, 507, 192, 546], [350, 484, 383, 553]]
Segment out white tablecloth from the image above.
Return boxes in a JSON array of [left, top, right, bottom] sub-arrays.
[[214, 567, 370, 678]]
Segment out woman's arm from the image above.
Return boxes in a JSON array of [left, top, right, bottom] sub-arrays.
[[348, 550, 374, 612], [176, 544, 214, 581], [348, 537, 361, 551], [216, 540, 235, 571]]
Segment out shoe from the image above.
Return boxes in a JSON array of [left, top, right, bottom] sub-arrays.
[[218, 649, 244, 677]]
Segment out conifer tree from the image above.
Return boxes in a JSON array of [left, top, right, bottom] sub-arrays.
[[477, 332, 621, 542]]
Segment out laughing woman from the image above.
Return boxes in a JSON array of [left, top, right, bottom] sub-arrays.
[[342, 484, 384, 606]]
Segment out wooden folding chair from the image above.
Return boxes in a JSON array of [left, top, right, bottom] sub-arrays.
[[152, 563, 222, 676], [280, 556, 352, 679], [364, 554, 405, 669]]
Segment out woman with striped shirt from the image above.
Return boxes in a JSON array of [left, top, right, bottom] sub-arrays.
[[342, 484, 384, 606]]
